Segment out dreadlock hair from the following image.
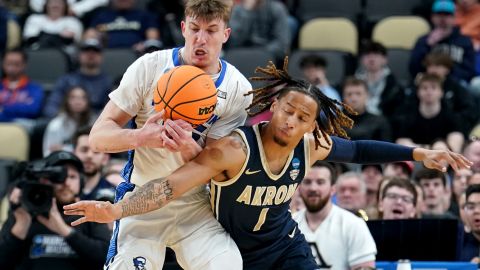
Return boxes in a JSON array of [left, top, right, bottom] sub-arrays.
[[245, 57, 356, 150]]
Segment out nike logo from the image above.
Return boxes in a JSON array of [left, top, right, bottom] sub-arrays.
[[288, 227, 296, 238], [245, 168, 261, 175]]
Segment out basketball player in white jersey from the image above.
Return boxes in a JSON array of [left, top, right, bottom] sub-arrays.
[[88, 0, 252, 269]]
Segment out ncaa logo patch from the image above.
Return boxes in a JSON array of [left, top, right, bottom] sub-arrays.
[[133, 256, 147, 270], [290, 158, 301, 180]]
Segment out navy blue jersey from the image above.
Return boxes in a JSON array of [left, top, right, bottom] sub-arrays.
[[211, 124, 315, 269]]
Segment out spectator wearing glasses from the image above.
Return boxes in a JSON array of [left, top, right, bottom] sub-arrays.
[[457, 184, 480, 262], [379, 178, 418, 219]]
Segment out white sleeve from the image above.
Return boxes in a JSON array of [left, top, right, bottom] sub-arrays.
[[66, 17, 84, 42], [207, 78, 253, 139], [22, 15, 42, 39], [347, 218, 377, 267], [42, 118, 63, 157], [71, 0, 109, 17], [108, 54, 155, 117]]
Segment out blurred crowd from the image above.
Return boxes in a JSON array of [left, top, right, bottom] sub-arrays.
[[1, 0, 480, 269]]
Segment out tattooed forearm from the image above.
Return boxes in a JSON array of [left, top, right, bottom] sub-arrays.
[[119, 177, 174, 218]]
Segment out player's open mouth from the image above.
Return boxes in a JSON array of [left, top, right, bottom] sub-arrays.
[[194, 49, 207, 56]]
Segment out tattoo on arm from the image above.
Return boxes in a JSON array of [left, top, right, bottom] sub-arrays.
[[120, 177, 174, 218], [230, 132, 247, 155]]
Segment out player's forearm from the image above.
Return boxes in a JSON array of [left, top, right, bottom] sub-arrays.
[[89, 119, 140, 153], [117, 177, 174, 218]]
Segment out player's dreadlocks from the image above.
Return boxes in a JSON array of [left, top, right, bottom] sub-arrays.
[[245, 57, 356, 150]]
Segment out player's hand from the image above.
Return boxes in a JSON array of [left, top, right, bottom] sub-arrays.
[[137, 110, 167, 148], [63, 200, 121, 226], [413, 148, 472, 172]]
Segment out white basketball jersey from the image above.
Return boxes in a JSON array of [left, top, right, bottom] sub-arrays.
[[293, 205, 377, 269], [109, 48, 253, 187]]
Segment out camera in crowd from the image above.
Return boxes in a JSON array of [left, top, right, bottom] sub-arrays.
[[12, 151, 83, 217]]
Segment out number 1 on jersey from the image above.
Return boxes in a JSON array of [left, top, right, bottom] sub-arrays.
[[253, 208, 269, 231]]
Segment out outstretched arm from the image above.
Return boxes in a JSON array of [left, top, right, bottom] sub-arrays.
[[64, 135, 246, 226], [310, 135, 472, 171]]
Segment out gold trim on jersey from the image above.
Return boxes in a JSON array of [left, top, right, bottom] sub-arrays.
[[304, 133, 311, 175], [253, 124, 294, 181], [211, 128, 250, 187]]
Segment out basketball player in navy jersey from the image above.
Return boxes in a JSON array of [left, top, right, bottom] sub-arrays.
[[65, 60, 472, 270]]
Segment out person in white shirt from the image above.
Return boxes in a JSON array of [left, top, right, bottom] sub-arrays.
[[294, 161, 377, 270]]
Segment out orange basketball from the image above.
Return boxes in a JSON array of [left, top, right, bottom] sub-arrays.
[[153, 65, 217, 126]]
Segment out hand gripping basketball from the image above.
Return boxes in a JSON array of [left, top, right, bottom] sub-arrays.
[[153, 65, 218, 126]]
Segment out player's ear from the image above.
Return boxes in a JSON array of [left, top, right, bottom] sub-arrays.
[[270, 98, 278, 112], [308, 120, 316, 133], [181, 20, 186, 37], [223, 27, 232, 43]]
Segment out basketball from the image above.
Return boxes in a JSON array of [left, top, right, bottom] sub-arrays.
[[153, 65, 217, 126]]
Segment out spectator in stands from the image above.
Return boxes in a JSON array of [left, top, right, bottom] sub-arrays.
[[413, 180, 426, 217], [85, 0, 160, 53], [0, 150, 110, 270], [463, 140, 480, 172], [228, 0, 290, 63], [469, 171, 480, 185], [424, 52, 478, 135], [342, 77, 392, 142], [379, 178, 418, 219], [415, 167, 455, 218], [457, 184, 480, 262], [335, 172, 369, 220], [383, 161, 415, 179], [0, 48, 44, 124], [73, 125, 114, 200], [146, 0, 185, 48], [449, 168, 473, 216], [3, 0, 29, 24], [455, 0, 480, 74], [42, 86, 96, 156], [30, 0, 109, 21], [0, 3, 20, 56], [395, 73, 464, 153], [410, 0, 476, 83], [298, 54, 341, 101], [294, 162, 377, 270], [361, 164, 384, 219], [354, 41, 404, 119], [23, 0, 83, 49], [43, 39, 112, 118]]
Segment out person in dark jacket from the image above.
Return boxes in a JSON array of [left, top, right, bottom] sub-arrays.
[[0, 151, 110, 270], [410, 0, 476, 83], [354, 41, 404, 120]]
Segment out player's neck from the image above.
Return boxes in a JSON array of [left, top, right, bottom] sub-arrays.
[[305, 201, 332, 231]]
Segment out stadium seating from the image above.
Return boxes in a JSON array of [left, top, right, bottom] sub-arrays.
[[101, 49, 139, 81], [372, 16, 430, 50], [223, 47, 275, 84], [294, 0, 362, 23], [299, 17, 358, 55], [364, 0, 424, 23], [25, 49, 69, 91], [0, 123, 30, 162]]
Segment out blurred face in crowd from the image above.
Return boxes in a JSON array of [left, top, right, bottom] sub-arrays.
[[299, 166, 333, 213], [420, 178, 447, 210], [53, 165, 81, 205], [362, 166, 383, 193], [431, 13, 456, 30], [384, 163, 410, 179], [415, 184, 425, 217], [74, 135, 109, 177], [469, 172, 480, 186], [464, 141, 480, 171], [457, 0, 477, 10], [426, 64, 450, 79], [46, 0, 66, 18], [336, 175, 366, 212], [417, 81, 443, 105], [79, 49, 103, 70], [343, 84, 368, 113], [464, 193, 480, 234], [380, 186, 417, 219], [453, 169, 473, 198], [2, 52, 26, 81], [361, 52, 386, 73], [67, 87, 89, 114], [302, 65, 327, 86], [181, 15, 231, 74]]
